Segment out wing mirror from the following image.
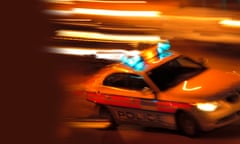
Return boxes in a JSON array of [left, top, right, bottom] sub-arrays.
[[142, 87, 154, 95]]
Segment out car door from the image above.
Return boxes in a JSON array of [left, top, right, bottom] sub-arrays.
[[98, 72, 155, 107], [100, 72, 154, 98], [98, 72, 177, 127]]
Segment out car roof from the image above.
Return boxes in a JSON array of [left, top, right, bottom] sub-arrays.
[[100, 50, 181, 75]]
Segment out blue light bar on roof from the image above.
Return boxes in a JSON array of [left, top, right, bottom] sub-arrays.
[[121, 41, 171, 71], [157, 41, 170, 52], [121, 55, 145, 71], [157, 41, 172, 59]]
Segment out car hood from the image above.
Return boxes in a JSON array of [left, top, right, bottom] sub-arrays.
[[159, 69, 240, 103]]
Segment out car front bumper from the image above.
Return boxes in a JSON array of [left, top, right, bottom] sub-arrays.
[[192, 101, 240, 131]]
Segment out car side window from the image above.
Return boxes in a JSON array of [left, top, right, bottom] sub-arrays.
[[103, 73, 149, 90]]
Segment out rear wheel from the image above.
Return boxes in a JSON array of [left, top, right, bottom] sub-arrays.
[[176, 111, 200, 137]]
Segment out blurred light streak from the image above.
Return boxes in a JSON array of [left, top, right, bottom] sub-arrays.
[[43, 0, 74, 4], [51, 18, 92, 22], [95, 53, 124, 60], [74, 0, 147, 3], [98, 26, 157, 32], [50, 18, 98, 27], [44, 0, 146, 3], [47, 46, 140, 61], [219, 19, 240, 27], [65, 121, 111, 128], [166, 15, 227, 21], [43, 10, 73, 16], [55, 30, 161, 43], [72, 8, 161, 17]]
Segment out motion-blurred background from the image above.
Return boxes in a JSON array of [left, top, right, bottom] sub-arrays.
[[3, 1, 239, 144]]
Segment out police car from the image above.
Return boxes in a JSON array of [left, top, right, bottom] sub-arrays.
[[85, 41, 240, 136]]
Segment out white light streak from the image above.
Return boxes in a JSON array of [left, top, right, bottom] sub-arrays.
[[72, 8, 161, 17], [219, 19, 240, 27], [47, 46, 140, 61], [56, 30, 161, 43]]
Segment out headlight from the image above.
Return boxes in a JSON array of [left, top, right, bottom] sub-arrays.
[[196, 102, 219, 112]]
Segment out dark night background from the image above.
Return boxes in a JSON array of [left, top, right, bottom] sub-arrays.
[[2, 1, 62, 144]]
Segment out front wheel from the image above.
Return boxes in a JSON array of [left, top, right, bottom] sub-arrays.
[[176, 112, 201, 137]]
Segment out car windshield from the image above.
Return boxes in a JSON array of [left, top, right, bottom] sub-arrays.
[[147, 56, 207, 91]]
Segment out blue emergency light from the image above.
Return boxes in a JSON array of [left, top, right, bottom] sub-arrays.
[[121, 41, 172, 71], [157, 41, 172, 59], [121, 55, 145, 71]]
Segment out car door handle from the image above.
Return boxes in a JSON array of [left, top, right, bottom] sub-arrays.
[[130, 97, 136, 103]]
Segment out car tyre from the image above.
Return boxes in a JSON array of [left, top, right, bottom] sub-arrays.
[[99, 106, 117, 130], [176, 111, 200, 137]]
